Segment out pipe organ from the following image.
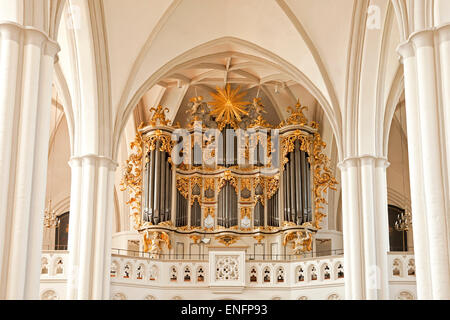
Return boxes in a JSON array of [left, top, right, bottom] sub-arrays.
[[121, 85, 337, 258]]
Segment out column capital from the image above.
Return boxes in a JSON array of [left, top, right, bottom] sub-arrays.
[[397, 41, 415, 60], [69, 154, 119, 170], [436, 23, 450, 44], [0, 21, 60, 57], [338, 155, 389, 169], [410, 29, 434, 49]]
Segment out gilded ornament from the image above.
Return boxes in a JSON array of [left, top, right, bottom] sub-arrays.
[[209, 84, 250, 130], [120, 131, 144, 230], [215, 235, 239, 247], [278, 100, 308, 127], [142, 231, 172, 257], [148, 105, 171, 126]]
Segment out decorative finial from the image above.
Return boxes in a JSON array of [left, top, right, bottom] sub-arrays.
[[149, 105, 171, 126], [279, 99, 309, 127]]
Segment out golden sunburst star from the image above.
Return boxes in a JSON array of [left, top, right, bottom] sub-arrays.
[[209, 84, 250, 129]]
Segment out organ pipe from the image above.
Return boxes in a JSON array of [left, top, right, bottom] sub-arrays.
[[159, 150, 166, 223], [282, 148, 313, 225], [294, 140, 303, 225], [289, 151, 296, 222]]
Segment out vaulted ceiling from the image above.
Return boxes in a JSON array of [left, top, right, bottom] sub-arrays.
[[54, 0, 440, 160], [133, 50, 320, 128]]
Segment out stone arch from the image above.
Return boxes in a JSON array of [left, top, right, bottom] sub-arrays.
[[249, 265, 258, 283], [392, 258, 403, 277], [110, 260, 120, 278], [113, 37, 343, 162], [183, 265, 192, 282], [149, 264, 158, 281], [262, 266, 272, 283], [295, 264, 305, 282], [320, 262, 331, 281], [275, 266, 285, 283], [308, 264, 318, 281], [53, 256, 65, 275], [196, 265, 206, 283], [123, 261, 133, 279], [41, 289, 58, 300], [334, 261, 344, 280], [136, 263, 146, 280], [112, 292, 127, 300], [41, 257, 49, 275], [169, 265, 178, 282]]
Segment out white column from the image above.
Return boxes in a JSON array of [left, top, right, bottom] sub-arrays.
[[66, 154, 117, 300], [0, 22, 59, 300], [66, 158, 82, 300], [397, 25, 450, 299], [437, 25, 450, 270], [412, 30, 450, 299], [339, 161, 355, 300], [339, 156, 390, 300], [397, 41, 433, 299]]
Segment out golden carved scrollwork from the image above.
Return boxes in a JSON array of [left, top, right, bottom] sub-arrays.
[[311, 132, 338, 229], [218, 170, 238, 192], [280, 123, 338, 229], [149, 105, 171, 126], [278, 100, 308, 127], [145, 130, 174, 154], [280, 130, 311, 166], [253, 235, 265, 243], [120, 131, 144, 230], [265, 175, 280, 200], [215, 234, 239, 247], [176, 177, 189, 199], [189, 235, 201, 244], [252, 175, 279, 204], [190, 176, 202, 205]]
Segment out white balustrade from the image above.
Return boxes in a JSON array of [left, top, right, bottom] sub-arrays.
[[39, 251, 416, 299]]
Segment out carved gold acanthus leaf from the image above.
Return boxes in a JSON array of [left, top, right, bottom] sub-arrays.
[[217, 170, 238, 192], [148, 105, 171, 126], [311, 133, 338, 229], [215, 234, 239, 247], [176, 176, 189, 199], [120, 131, 144, 230], [278, 100, 308, 127]]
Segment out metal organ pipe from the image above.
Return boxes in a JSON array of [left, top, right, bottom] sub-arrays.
[[148, 148, 156, 222], [160, 150, 167, 222], [285, 159, 291, 222], [300, 151, 308, 223], [306, 157, 312, 221], [283, 164, 288, 222], [289, 151, 296, 222], [153, 141, 161, 223], [166, 161, 172, 221], [294, 140, 303, 225], [143, 155, 149, 222]]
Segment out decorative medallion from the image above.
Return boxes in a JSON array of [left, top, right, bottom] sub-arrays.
[[209, 84, 250, 130]]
